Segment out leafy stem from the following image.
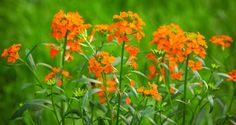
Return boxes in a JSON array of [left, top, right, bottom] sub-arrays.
[[116, 40, 126, 125], [183, 55, 189, 125]]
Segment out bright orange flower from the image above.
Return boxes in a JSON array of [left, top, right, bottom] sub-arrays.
[[227, 70, 236, 82], [126, 97, 131, 105], [51, 10, 91, 40], [130, 80, 135, 87], [210, 35, 233, 48], [146, 53, 157, 63], [45, 67, 71, 86], [169, 87, 175, 94], [1, 44, 22, 63], [88, 52, 116, 77], [188, 60, 202, 71], [148, 64, 158, 79], [137, 87, 144, 93], [50, 47, 59, 58], [171, 72, 182, 80], [67, 39, 84, 52], [108, 11, 145, 43], [137, 82, 161, 101], [125, 45, 139, 57]]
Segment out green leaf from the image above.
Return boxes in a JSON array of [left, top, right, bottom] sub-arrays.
[[77, 75, 102, 84], [25, 49, 37, 72], [130, 70, 148, 79], [216, 73, 231, 79], [89, 88, 102, 96], [11, 99, 52, 120], [144, 116, 157, 125], [36, 62, 53, 69], [156, 112, 176, 124], [207, 95, 214, 113], [130, 86, 139, 98]]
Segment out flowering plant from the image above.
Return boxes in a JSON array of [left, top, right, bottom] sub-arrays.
[[2, 10, 235, 125]]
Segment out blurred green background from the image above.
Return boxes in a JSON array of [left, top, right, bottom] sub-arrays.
[[0, 0, 236, 124]]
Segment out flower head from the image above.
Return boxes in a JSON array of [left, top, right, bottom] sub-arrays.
[[1, 44, 22, 63], [88, 52, 116, 77], [45, 67, 71, 86], [227, 70, 236, 82], [210, 35, 233, 49], [51, 10, 91, 40]]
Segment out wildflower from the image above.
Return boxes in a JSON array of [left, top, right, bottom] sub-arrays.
[[45, 67, 71, 86], [51, 10, 91, 40], [169, 87, 175, 94], [137, 82, 161, 101], [96, 77, 117, 104], [227, 70, 236, 82], [188, 60, 202, 71], [130, 80, 135, 87], [171, 72, 182, 80], [148, 64, 158, 79], [1, 44, 22, 63], [126, 97, 131, 105], [210, 35, 233, 49], [109, 11, 145, 43], [88, 52, 115, 77]]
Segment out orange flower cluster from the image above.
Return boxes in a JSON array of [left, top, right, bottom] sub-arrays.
[[125, 45, 139, 69], [107, 11, 145, 43], [92, 24, 111, 35], [137, 82, 161, 101], [149, 24, 208, 78], [1, 44, 22, 63], [45, 67, 71, 86], [210, 35, 233, 48], [88, 52, 116, 77], [227, 70, 236, 82], [148, 64, 158, 79], [51, 10, 91, 40], [97, 77, 117, 104], [50, 10, 91, 62]]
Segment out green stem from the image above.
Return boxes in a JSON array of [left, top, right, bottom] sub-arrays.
[[116, 41, 125, 125], [102, 73, 112, 125], [228, 83, 235, 114], [183, 55, 189, 125], [51, 86, 60, 124], [59, 32, 68, 125]]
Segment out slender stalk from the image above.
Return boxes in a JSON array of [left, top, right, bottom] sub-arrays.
[[228, 83, 235, 114], [59, 32, 68, 125], [51, 86, 60, 124], [183, 55, 189, 125], [102, 73, 112, 125], [116, 41, 125, 125]]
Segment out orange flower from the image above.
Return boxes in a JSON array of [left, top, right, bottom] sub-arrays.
[[108, 11, 145, 43], [149, 24, 207, 76], [227, 70, 236, 82], [1, 44, 22, 63], [146, 53, 157, 63], [51, 10, 91, 40], [125, 45, 139, 57], [130, 80, 135, 87], [67, 39, 84, 53], [210, 35, 233, 48], [45, 67, 71, 86], [171, 72, 182, 80], [126, 97, 131, 105], [148, 64, 158, 79], [169, 87, 175, 94], [88, 52, 116, 77], [50, 47, 59, 58], [137, 82, 161, 101], [188, 60, 202, 71], [137, 87, 144, 93]]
